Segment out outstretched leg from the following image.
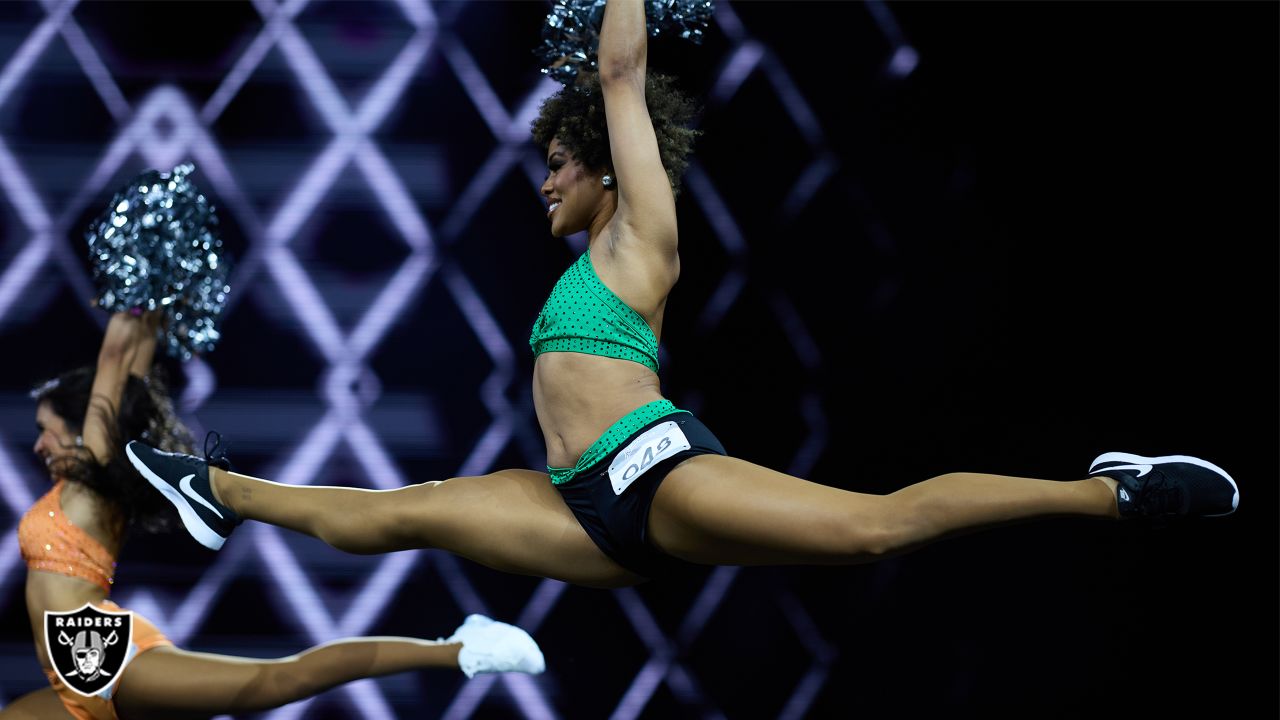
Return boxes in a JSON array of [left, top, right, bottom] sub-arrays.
[[212, 467, 640, 587], [113, 638, 459, 720], [125, 435, 641, 587], [648, 455, 1122, 565]]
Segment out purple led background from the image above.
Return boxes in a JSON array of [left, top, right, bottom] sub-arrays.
[[0, 1, 1274, 718]]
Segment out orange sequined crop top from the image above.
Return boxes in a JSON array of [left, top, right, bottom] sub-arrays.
[[18, 482, 116, 593]]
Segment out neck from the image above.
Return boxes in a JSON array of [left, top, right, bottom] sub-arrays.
[[585, 199, 618, 246]]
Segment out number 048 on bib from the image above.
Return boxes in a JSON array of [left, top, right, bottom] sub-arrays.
[[607, 421, 691, 495]]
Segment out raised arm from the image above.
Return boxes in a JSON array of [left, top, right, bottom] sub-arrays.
[[128, 310, 161, 378], [80, 311, 159, 464], [598, 0, 679, 271]]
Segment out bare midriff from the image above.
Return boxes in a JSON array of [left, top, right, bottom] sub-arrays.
[[22, 480, 120, 671], [534, 351, 665, 469], [26, 570, 109, 671]]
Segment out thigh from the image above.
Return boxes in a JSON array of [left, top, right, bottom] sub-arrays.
[[649, 455, 891, 566], [0, 688, 74, 719], [114, 646, 265, 720], [405, 469, 642, 588]]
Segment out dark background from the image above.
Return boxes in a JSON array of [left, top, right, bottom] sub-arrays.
[[0, 1, 1274, 718]]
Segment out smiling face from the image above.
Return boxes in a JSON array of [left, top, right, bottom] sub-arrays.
[[33, 401, 80, 478], [540, 138, 613, 238]]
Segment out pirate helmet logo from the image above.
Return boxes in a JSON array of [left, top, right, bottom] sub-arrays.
[[44, 603, 133, 697]]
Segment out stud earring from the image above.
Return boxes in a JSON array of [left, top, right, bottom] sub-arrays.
[[602, 174, 615, 188]]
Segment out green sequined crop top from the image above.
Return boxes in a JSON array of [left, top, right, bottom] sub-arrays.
[[529, 250, 660, 373]]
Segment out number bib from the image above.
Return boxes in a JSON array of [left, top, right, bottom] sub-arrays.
[[607, 421, 691, 495]]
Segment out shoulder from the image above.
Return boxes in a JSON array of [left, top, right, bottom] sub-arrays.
[[593, 226, 680, 317], [60, 480, 120, 542]]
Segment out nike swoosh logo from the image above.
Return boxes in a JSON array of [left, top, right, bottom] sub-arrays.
[[180, 474, 224, 519], [1096, 463, 1153, 477]]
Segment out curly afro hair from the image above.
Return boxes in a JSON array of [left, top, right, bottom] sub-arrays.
[[531, 71, 701, 195]]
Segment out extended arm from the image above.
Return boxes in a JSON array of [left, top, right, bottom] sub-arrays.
[[128, 310, 161, 378], [80, 311, 160, 464], [598, 0, 679, 286]]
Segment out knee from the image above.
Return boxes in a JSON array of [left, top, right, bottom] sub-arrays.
[[833, 518, 899, 561], [833, 493, 933, 561], [313, 504, 376, 553], [256, 660, 320, 705], [333, 481, 449, 554]]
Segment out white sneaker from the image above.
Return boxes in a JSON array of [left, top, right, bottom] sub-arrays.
[[446, 614, 546, 678]]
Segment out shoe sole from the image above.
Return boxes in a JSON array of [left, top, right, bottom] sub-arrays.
[[126, 442, 227, 550], [1090, 451, 1239, 516]]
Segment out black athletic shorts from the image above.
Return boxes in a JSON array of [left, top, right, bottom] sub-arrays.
[[554, 411, 726, 579]]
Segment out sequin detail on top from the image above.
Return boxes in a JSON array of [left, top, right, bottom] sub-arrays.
[[18, 482, 115, 593], [529, 250, 660, 373], [548, 399, 689, 484]]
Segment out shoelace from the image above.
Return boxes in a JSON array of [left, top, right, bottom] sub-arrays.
[[203, 430, 232, 471]]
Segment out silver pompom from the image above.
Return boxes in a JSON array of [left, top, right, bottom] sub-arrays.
[[535, 0, 715, 85], [86, 163, 231, 360]]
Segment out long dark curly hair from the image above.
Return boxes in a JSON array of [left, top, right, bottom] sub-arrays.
[[32, 366, 193, 533], [530, 71, 701, 195]]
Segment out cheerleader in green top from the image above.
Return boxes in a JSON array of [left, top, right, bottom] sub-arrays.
[[126, 0, 1238, 590]]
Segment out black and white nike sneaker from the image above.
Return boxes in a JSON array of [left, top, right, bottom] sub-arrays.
[[126, 432, 240, 550], [1090, 452, 1239, 519]]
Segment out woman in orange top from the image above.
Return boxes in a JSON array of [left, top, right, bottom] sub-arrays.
[[2, 310, 543, 720]]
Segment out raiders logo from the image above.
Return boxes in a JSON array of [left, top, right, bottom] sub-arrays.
[[44, 603, 133, 697]]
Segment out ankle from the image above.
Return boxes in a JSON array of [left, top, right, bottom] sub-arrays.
[[1091, 475, 1121, 519], [440, 641, 463, 668], [210, 467, 232, 511]]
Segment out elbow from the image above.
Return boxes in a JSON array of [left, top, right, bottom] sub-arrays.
[[97, 333, 137, 375], [598, 56, 645, 86], [98, 314, 141, 365]]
